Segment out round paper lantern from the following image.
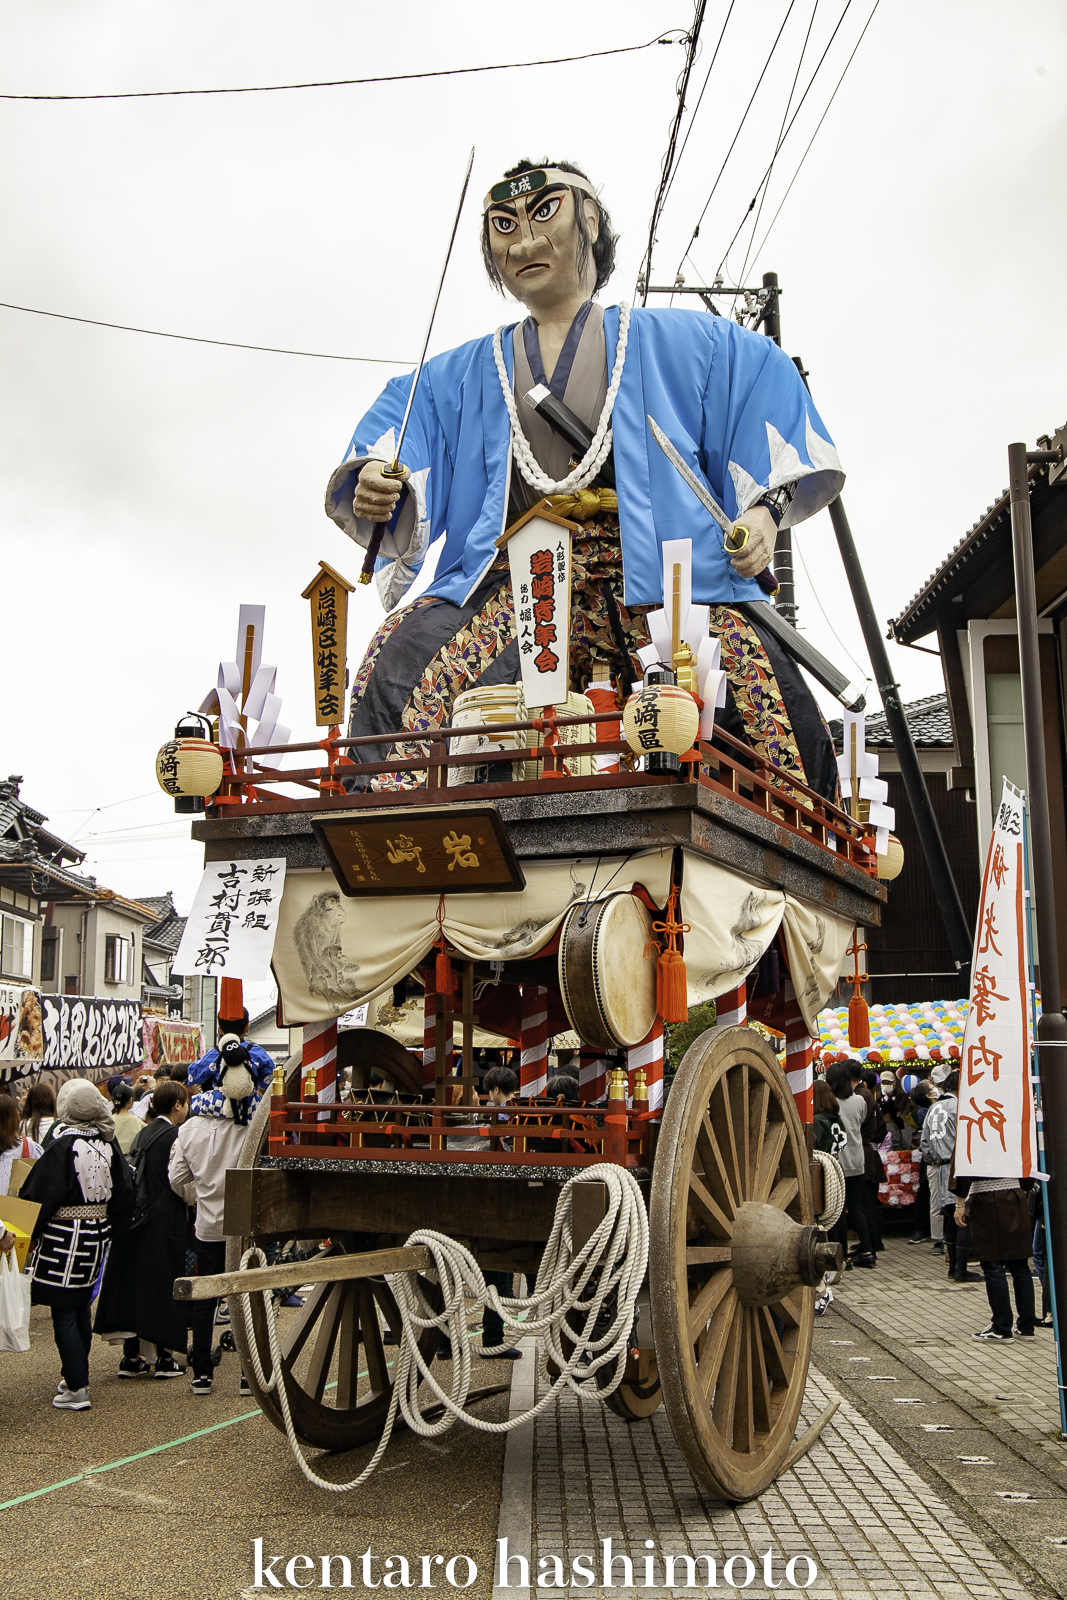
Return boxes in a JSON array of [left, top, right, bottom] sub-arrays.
[[622, 684, 699, 757], [901, 1073, 920, 1094], [875, 834, 905, 880], [155, 737, 224, 799]]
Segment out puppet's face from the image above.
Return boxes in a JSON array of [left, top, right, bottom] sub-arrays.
[[487, 186, 599, 313]]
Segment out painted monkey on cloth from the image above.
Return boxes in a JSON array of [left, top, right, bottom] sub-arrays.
[[326, 159, 845, 800]]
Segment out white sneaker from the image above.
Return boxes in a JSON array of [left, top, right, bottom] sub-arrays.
[[53, 1385, 91, 1410]]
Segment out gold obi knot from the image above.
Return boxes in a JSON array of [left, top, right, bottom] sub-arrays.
[[545, 487, 618, 522]]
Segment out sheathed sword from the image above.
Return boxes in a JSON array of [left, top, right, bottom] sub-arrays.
[[358, 147, 476, 584], [647, 415, 865, 710]]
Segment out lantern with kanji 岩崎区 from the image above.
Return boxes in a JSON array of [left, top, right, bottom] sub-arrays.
[[155, 719, 224, 814], [622, 677, 699, 766]]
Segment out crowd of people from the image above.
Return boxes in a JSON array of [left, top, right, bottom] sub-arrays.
[[811, 1056, 1053, 1339]]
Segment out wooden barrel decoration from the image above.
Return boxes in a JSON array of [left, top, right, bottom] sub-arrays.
[[557, 891, 658, 1050]]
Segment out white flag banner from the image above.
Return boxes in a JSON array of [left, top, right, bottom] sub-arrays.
[[507, 511, 572, 711], [954, 779, 1036, 1178], [172, 858, 287, 981]]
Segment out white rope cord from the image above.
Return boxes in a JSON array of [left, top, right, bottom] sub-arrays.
[[813, 1149, 845, 1228], [493, 302, 631, 495], [236, 1162, 648, 1494]]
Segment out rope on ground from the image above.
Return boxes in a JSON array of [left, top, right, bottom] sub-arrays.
[[236, 1162, 648, 1493], [813, 1149, 845, 1228]]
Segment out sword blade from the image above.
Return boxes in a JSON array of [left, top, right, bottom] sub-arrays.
[[647, 415, 734, 537], [392, 147, 475, 465]]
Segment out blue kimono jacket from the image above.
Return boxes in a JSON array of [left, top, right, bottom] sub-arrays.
[[325, 305, 844, 613]]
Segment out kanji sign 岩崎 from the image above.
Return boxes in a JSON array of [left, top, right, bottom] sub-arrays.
[[301, 561, 355, 727], [501, 506, 575, 711], [954, 780, 1036, 1178], [171, 858, 287, 981]]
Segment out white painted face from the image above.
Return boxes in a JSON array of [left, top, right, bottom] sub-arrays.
[[486, 186, 600, 311]]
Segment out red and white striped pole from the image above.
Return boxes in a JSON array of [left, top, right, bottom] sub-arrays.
[[301, 1019, 337, 1122], [578, 1050, 610, 1104], [627, 1021, 664, 1112], [710, 979, 748, 1033], [519, 984, 549, 1098], [783, 978, 814, 1124]]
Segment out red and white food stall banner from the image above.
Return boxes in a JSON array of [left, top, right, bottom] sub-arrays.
[[954, 779, 1036, 1178]]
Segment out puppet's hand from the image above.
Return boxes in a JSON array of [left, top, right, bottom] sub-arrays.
[[729, 504, 777, 579], [353, 460, 409, 523]]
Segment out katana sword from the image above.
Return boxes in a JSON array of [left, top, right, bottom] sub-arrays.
[[358, 147, 476, 584], [647, 413, 865, 709]]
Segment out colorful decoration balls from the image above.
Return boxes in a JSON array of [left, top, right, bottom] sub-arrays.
[[622, 683, 699, 758], [155, 737, 223, 799]]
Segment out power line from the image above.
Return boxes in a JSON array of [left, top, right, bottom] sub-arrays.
[[748, 0, 883, 263], [674, 1, 798, 278], [717, 0, 855, 283], [638, 4, 708, 305], [658, 1, 737, 217], [1, 34, 684, 102], [0, 301, 412, 364]]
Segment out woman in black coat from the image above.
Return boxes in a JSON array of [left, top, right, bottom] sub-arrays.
[[94, 1080, 191, 1378], [20, 1078, 135, 1411]]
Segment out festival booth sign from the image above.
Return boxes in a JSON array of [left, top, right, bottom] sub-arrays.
[[0, 985, 43, 1076], [2, 991, 145, 1085], [143, 1017, 205, 1069], [954, 779, 1037, 1178]]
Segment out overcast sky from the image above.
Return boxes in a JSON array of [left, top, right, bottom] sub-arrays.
[[3, 0, 1065, 968]]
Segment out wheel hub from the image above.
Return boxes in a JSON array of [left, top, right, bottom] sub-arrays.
[[730, 1201, 842, 1307]]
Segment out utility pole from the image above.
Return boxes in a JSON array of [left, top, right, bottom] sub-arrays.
[[793, 355, 974, 983], [1008, 440, 1067, 1427], [759, 272, 797, 628]]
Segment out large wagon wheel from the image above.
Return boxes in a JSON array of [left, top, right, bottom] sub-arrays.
[[650, 1026, 834, 1502], [226, 1057, 441, 1453]]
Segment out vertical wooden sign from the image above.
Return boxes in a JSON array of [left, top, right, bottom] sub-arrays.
[[495, 503, 578, 711], [301, 561, 355, 727]]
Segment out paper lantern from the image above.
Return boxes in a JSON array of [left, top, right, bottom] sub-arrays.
[[901, 1073, 920, 1094], [622, 683, 699, 757], [155, 737, 224, 799], [876, 834, 905, 880]]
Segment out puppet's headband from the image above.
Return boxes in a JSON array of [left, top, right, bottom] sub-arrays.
[[482, 168, 599, 213]]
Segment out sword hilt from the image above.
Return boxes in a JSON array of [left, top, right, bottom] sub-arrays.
[[357, 460, 407, 585]]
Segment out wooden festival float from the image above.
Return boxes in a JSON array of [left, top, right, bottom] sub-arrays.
[[162, 521, 893, 1504]]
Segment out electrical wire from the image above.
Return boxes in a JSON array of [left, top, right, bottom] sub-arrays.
[[638, 4, 708, 304], [793, 539, 870, 683], [1, 35, 683, 101], [724, 0, 822, 302], [658, 1, 737, 219], [0, 301, 412, 364], [718, 0, 855, 287], [748, 0, 883, 263], [673, 1, 797, 279]]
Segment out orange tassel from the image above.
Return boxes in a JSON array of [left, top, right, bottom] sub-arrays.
[[657, 947, 689, 1024], [848, 993, 871, 1049], [435, 937, 453, 1000]]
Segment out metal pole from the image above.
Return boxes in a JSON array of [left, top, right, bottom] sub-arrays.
[[794, 356, 973, 977], [762, 272, 798, 628], [1008, 441, 1067, 1419]]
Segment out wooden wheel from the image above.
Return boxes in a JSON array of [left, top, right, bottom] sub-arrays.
[[226, 1057, 441, 1453], [604, 1359, 662, 1420], [649, 1026, 822, 1502]]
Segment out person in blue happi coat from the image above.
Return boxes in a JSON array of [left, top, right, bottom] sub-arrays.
[[326, 158, 846, 801]]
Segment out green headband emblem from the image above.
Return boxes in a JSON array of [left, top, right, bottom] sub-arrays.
[[488, 170, 549, 206]]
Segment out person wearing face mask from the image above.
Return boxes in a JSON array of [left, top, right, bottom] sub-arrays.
[[327, 158, 846, 804]]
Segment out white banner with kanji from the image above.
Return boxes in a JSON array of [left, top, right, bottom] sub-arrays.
[[172, 858, 287, 981], [954, 779, 1036, 1177], [507, 510, 572, 711]]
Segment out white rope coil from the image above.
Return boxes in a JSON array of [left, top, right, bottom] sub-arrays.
[[236, 1162, 648, 1494], [493, 302, 630, 496], [813, 1149, 846, 1228]]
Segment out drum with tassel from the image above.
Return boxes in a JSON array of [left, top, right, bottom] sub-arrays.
[[557, 891, 658, 1050]]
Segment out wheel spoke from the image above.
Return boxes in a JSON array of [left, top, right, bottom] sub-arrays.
[[772, 1288, 806, 1329], [687, 1171, 732, 1237], [369, 1276, 403, 1341], [754, 1120, 787, 1203], [687, 1264, 733, 1341], [732, 1308, 755, 1454], [711, 1298, 744, 1441], [757, 1305, 793, 1388], [359, 1282, 391, 1395], [768, 1175, 799, 1213], [303, 1283, 346, 1402], [715, 1072, 744, 1205], [733, 1063, 751, 1200], [334, 1284, 360, 1408], [695, 1110, 738, 1217], [685, 1244, 732, 1266], [697, 1286, 737, 1398], [748, 1076, 770, 1187], [281, 1280, 332, 1365], [750, 1312, 773, 1434]]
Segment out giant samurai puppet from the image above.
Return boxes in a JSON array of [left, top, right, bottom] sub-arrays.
[[326, 159, 845, 799]]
